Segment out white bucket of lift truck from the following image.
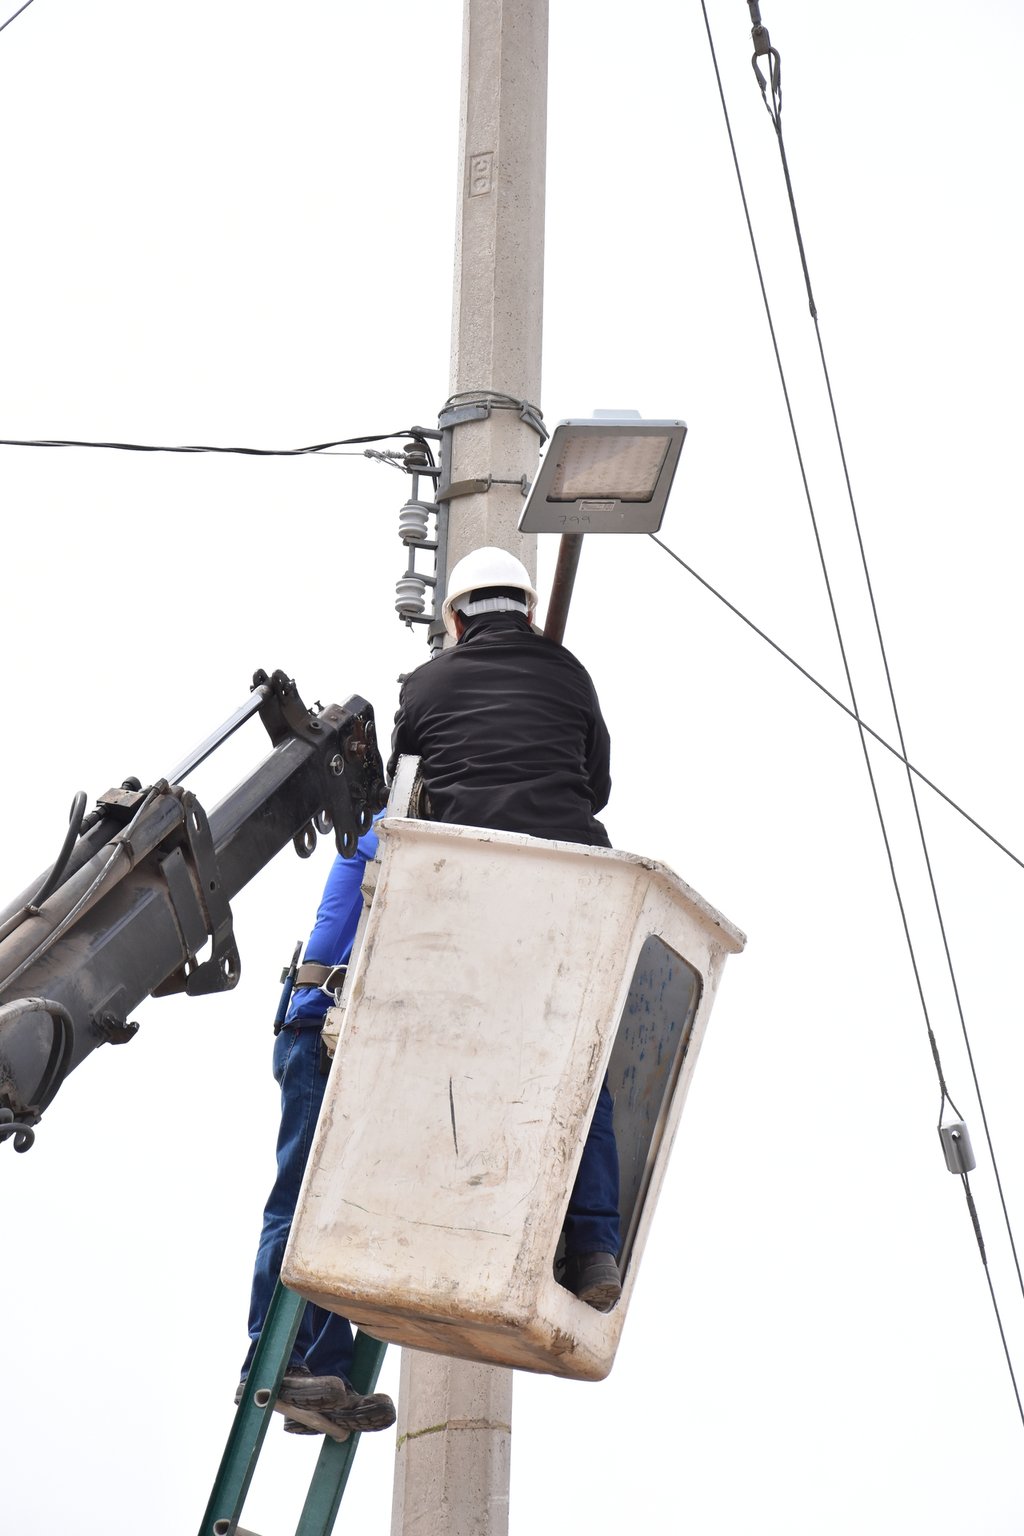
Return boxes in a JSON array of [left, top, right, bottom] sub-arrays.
[[282, 815, 744, 1381]]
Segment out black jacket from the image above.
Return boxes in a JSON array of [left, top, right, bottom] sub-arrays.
[[388, 612, 612, 847]]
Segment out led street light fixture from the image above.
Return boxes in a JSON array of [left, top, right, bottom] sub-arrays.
[[519, 411, 687, 535]]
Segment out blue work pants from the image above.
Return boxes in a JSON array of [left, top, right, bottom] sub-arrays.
[[563, 1080, 621, 1258], [242, 1023, 355, 1382]]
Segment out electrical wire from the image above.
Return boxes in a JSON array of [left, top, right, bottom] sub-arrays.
[[750, 0, 1024, 1307], [752, 27, 1024, 1312], [0, 429, 432, 457], [698, 0, 1024, 1424], [647, 534, 1024, 877], [961, 1171, 1024, 1423], [0, 0, 34, 37], [699, 0, 949, 1112]]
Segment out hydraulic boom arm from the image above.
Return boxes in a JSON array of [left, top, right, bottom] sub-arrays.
[[0, 668, 387, 1150]]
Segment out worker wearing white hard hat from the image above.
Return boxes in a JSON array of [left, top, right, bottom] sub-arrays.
[[440, 546, 540, 639], [389, 546, 621, 1312]]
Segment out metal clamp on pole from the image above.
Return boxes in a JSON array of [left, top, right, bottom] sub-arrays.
[[438, 391, 548, 442]]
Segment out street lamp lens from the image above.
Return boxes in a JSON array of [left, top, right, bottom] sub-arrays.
[[547, 432, 673, 503]]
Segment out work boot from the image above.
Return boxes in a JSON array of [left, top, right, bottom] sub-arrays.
[[559, 1252, 621, 1312], [236, 1366, 395, 1434], [287, 1385, 397, 1435], [234, 1363, 348, 1415]]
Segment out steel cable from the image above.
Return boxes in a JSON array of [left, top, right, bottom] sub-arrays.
[[647, 534, 1024, 875], [749, 0, 1024, 1311], [697, 0, 1024, 1424]]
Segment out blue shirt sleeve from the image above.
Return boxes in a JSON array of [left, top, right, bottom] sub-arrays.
[[285, 822, 380, 1025]]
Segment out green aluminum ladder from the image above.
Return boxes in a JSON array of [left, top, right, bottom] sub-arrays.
[[199, 1280, 388, 1536]]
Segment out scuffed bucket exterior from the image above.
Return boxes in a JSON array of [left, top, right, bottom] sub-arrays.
[[283, 818, 744, 1381]]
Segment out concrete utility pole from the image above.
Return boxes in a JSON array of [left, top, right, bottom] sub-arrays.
[[389, 3, 548, 1533], [438, 0, 547, 582]]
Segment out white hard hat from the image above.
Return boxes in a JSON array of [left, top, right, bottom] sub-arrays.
[[441, 546, 539, 638]]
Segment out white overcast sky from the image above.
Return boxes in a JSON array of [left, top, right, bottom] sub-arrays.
[[3, 2, 1024, 1533]]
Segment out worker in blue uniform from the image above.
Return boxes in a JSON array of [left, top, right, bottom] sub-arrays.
[[238, 820, 396, 1434], [389, 546, 622, 1312]]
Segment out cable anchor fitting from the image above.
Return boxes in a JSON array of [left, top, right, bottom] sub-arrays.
[[939, 1119, 977, 1176], [747, 0, 771, 53], [747, 0, 781, 119]]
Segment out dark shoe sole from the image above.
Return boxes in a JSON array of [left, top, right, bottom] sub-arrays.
[[323, 1393, 397, 1433], [577, 1279, 622, 1312], [279, 1403, 352, 1441], [558, 1252, 622, 1312], [236, 1374, 394, 1433], [281, 1395, 396, 1436]]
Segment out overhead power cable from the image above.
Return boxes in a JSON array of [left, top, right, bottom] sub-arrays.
[[745, 0, 1024, 1321], [697, 0, 1023, 1425], [647, 534, 1024, 876], [700, 0, 947, 1139], [0, 430, 433, 459], [0, 0, 35, 37]]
